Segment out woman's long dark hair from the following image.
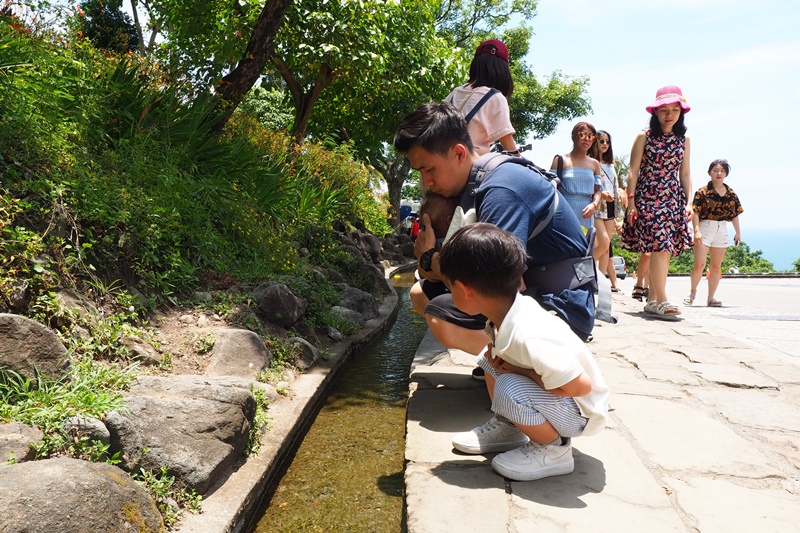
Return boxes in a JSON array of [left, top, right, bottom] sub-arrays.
[[650, 109, 687, 137], [468, 53, 513, 97], [592, 130, 614, 164]]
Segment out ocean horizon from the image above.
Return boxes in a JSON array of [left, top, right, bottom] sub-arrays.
[[741, 227, 800, 271]]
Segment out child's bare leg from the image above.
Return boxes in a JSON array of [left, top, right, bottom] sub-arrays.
[[513, 421, 559, 444], [485, 371, 496, 402], [427, 316, 489, 355]]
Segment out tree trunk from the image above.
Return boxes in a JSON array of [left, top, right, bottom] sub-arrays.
[[386, 175, 404, 228], [270, 54, 337, 142], [371, 155, 410, 227], [211, 0, 293, 131]]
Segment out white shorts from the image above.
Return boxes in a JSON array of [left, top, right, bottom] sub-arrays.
[[698, 219, 730, 248]]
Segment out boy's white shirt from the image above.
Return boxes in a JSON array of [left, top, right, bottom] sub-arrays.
[[484, 293, 610, 436]]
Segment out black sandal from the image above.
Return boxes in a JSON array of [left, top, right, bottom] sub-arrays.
[[632, 286, 648, 301]]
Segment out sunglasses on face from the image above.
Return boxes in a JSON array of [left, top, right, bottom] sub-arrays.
[[577, 132, 596, 141], [598, 139, 610, 145]]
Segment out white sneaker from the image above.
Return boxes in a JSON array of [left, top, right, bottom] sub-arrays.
[[491, 439, 574, 481], [452, 415, 529, 454]]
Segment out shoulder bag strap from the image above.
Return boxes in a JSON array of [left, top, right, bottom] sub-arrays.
[[463, 88, 499, 124]]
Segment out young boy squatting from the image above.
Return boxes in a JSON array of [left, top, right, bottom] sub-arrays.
[[438, 223, 610, 481]]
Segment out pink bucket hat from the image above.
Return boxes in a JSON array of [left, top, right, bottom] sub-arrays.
[[645, 85, 691, 114]]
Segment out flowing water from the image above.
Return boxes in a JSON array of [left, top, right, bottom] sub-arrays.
[[253, 272, 427, 532]]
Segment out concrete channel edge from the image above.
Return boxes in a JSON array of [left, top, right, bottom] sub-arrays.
[[175, 261, 417, 533]]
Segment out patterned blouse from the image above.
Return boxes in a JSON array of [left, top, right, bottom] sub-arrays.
[[692, 181, 744, 221]]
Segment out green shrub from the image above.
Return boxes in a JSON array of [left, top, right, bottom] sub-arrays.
[[2, 21, 393, 335]]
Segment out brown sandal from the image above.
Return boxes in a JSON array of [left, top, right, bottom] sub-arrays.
[[632, 286, 648, 301]]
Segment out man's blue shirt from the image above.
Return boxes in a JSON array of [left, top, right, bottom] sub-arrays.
[[473, 162, 595, 337]]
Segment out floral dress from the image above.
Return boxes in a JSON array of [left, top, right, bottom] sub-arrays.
[[621, 130, 693, 255]]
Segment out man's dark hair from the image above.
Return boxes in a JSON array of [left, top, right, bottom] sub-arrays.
[[650, 109, 687, 137], [439, 223, 527, 299], [393, 102, 474, 156], [468, 53, 514, 98]]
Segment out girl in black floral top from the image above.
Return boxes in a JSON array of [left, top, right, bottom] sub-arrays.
[[685, 159, 743, 307]]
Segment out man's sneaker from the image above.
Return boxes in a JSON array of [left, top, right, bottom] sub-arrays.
[[491, 439, 574, 481], [471, 367, 486, 381], [452, 415, 529, 454]]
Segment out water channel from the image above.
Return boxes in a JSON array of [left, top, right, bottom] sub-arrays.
[[252, 271, 427, 532]]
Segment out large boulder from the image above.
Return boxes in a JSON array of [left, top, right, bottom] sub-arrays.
[[359, 263, 392, 295], [340, 243, 370, 264], [0, 313, 71, 381], [0, 457, 164, 532], [105, 375, 255, 494], [205, 328, 273, 379], [291, 320, 319, 346], [252, 282, 306, 327], [400, 241, 416, 257], [330, 306, 365, 327], [62, 416, 111, 446], [288, 337, 319, 370], [337, 285, 379, 321], [122, 336, 163, 366], [351, 231, 382, 263], [319, 267, 345, 284], [55, 290, 101, 330]]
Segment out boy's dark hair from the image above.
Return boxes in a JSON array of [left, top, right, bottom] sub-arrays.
[[439, 223, 526, 299], [394, 102, 475, 156], [650, 109, 687, 137], [419, 192, 460, 237], [468, 53, 514, 98]]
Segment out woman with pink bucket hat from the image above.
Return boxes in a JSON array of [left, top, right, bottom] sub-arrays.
[[621, 85, 694, 316]]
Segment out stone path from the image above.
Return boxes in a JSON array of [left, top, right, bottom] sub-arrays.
[[404, 292, 800, 532]]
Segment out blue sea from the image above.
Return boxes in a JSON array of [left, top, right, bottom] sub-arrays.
[[743, 227, 800, 271]]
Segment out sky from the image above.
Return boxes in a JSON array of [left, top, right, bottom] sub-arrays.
[[520, 0, 800, 229]]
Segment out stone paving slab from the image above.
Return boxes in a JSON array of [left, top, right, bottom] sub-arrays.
[[760, 431, 800, 471], [666, 476, 800, 531], [614, 347, 701, 386], [685, 362, 779, 389], [508, 430, 686, 533], [687, 387, 800, 433], [611, 394, 782, 478], [405, 462, 509, 533], [406, 388, 491, 464], [596, 356, 684, 401]]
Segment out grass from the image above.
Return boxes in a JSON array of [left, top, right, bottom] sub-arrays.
[[0, 357, 135, 459], [133, 467, 203, 528]]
